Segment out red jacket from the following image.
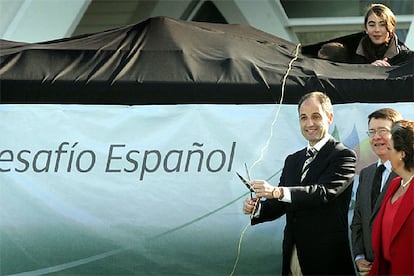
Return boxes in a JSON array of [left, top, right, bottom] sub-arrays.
[[370, 176, 414, 275]]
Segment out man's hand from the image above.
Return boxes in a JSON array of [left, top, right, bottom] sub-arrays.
[[243, 197, 259, 215], [252, 180, 276, 199], [356, 258, 372, 276]]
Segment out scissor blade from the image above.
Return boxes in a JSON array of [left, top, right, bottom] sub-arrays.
[[244, 163, 251, 181], [236, 172, 254, 192]]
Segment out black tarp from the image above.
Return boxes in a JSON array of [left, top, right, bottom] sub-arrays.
[[1, 16, 413, 104]]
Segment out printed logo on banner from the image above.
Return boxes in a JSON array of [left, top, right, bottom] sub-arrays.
[[0, 142, 237, 181]]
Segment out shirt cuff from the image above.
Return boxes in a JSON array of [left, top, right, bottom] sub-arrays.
[[279, 187, 291, 203], [355, 254, 365, 261]]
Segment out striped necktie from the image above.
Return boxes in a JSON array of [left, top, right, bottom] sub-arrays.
[[301, 147, 317, 182]]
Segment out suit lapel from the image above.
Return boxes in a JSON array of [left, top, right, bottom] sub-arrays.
[[366, 165, 377, 212], [372, 171, 398, 218], [300, 139, 334, 183], [390, 179, 414, 244], [297, 148, 308, 183]]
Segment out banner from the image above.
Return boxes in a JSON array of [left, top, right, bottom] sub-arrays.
[[1, 103, 413, 275]]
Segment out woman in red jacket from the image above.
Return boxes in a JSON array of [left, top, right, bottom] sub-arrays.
[[370, 120, 414, 275]]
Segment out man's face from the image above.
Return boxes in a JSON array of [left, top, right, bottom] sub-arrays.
[[299, 97, 333, 146], [368, 118, 393, 162]]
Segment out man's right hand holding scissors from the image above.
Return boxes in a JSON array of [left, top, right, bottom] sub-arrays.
[[251, 180, 282, 199], [243, 180, 283, 216], [238, 164, 281, 216]]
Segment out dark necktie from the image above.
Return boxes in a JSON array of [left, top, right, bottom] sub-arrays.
[[301, 147, 317, 182], [371, 164, 386, 210]]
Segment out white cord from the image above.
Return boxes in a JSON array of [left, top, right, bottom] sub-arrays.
[[230, 43, 302, 276], [250, 43, 302, 173]]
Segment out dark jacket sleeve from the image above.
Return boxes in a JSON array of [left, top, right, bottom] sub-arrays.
[[251, 140, 356, 224]]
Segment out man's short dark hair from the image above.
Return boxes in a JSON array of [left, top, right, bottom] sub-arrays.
[[317, 42, 349, 63], [368, 108, 402, 125]]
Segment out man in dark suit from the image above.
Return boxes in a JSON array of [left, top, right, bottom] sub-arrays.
[[243, 91, 356, 275], [350, 108, 402, 275]]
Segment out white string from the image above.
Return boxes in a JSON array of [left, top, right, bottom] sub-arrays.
[[250, 43, 302, 173], [229, 220, 251, 276], [230, 43, 302, 276]]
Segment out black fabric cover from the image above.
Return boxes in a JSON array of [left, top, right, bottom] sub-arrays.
[[0, 16, 413, 104]]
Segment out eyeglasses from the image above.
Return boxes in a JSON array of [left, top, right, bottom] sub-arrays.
[[367, 128, 391, 137]]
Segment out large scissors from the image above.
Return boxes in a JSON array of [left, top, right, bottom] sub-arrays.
[[236, 163, 255, 198]]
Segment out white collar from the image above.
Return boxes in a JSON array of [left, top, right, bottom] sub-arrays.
[[377, 160, 391, 171], [307, 134, 331, 152]]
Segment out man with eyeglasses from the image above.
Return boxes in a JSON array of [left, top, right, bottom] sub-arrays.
[[350, 108, 402, 275]]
